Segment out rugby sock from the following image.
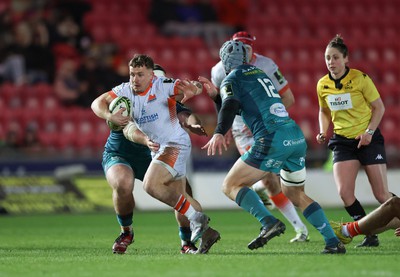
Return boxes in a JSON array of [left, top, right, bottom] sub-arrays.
[[179, 227, 192, 245], [344, 222, 362, 238], [303, 202, 339, 247], [345, 199, 366, 221], [174, 194, 196, 220], [270, 192, 308, 233], [236, 187, 277, 227], [117, 212, 133, 233]]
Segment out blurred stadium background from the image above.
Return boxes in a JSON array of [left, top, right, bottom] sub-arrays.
[[0, 0, 399, 214]]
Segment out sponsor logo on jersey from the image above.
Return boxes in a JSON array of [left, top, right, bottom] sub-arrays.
[[163, 78, 175, 83], [327, 93, 352, 111], [283, 138, 305, 147], [270, 103, 288, 117], [137, 113, 159, 124], [138, 110, 159, 124], [344, 80, 352, 90], [220, 83, 233, 100], [242, 66, 261, 75], [274, 70, 285, 84], [265, 159, 283, 169], [148, 94, 156, 102]]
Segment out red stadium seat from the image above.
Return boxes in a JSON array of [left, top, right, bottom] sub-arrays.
[[381, 109, 400, 148]]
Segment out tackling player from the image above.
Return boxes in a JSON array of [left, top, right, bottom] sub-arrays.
[[200, 31, 309, 243], [201, 40, 345, 254], [332, 196, 400, 244]]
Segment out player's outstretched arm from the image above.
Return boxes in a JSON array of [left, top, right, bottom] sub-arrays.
[[175, 79, 203, 103], [181, 113, 207, 136], [198, 76, 218, 99], [202, 133, 226, 156]]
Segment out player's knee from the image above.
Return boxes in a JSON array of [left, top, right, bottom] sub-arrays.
[[221, 179, 239, 199], [337, 188, 351, 202], [386, 196, 400, 213], [392, 196, 400, 204], [221, 181, 231, 197], [142, 179, 155, 196], [115, 182, 133, 197]]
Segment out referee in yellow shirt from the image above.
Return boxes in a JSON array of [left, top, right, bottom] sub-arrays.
[[316, 34, 394, 247]]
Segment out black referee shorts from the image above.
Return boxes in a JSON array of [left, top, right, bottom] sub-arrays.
[[328, 128, 387, 165]]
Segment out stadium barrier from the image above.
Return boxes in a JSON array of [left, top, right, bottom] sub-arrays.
[[131, 169, 400, 210], [1, 170, 399, 214]]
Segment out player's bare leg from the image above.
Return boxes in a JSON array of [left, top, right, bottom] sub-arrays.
[[106, 165, 135, 254], [144, 161, 220, 254]]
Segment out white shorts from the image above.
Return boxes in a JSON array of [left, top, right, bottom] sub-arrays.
[[151, 143, 191, 179]]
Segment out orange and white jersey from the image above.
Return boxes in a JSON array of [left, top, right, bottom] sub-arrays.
[[109, 76, 191, 178], [109, 76, 191, 148]]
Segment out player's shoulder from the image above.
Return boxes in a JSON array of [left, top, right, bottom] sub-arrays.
[[212, 60, 223, 71], [153, 76, 175, 83], [348, 68, 369, 79], [221, 67, 243, 88], [317, 73, 330, 82], [112, 82, 130, 95], [316, 73, 330, 87], [211, 61, 224, 77], [254, 53, 277, 65], [211, 61, 226, 86], [231, 64, 257, 75], [348, 69, 375, 90], [152, 76, 177, 88]]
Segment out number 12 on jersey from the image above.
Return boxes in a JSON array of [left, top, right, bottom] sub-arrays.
[[258, 78, 280, 98]]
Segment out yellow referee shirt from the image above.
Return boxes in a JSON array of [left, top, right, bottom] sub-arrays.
[[317, 68, 380, 139]]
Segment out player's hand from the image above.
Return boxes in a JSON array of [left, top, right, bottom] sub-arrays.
[[316, 132, 326, 144], [198, 76, 218, 99], [109, 108, 130, 127], [355, 132, 372, 149], [147, 139, 160, 152], [202, 133, 227, 156], [224, 129, 233, 146], [176, 79, 200, 103], [182, 122, 207, 136]]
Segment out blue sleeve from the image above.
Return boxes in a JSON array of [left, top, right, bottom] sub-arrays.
[[214, 98, 240, 135]]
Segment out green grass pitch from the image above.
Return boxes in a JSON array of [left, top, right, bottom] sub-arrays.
[[1, 208, 399, 277]]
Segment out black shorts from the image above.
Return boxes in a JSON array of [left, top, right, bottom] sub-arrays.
[[328, 128, 387, 165]]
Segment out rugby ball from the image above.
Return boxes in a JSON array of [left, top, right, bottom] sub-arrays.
[[106, 96, 131, 131]]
